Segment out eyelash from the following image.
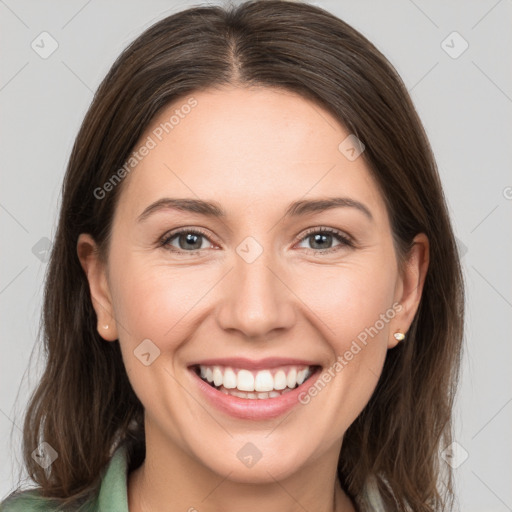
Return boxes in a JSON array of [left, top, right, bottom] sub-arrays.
[[158, 226, 354, 256]]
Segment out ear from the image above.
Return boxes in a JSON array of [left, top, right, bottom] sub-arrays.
[[389, 233, 430, 349], [77, 233, 118, 341]]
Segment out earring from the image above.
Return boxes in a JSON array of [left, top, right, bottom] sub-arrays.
[[393, 331, 405, 341], [103, 324, 109, 330]]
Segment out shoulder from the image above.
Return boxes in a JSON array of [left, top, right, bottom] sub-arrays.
[[0, 489, 58, 511], [355, 473, 405, 512], [354, 474, 390, 512], [0, 488, 97, 512], [0, 443, 131, 512]]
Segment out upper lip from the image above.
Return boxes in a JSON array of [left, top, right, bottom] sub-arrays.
[[188, 357, 321, 370]]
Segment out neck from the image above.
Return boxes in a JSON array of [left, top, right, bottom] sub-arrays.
[[127, 421, 356, 512]]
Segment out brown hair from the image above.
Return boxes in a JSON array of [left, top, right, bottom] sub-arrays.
[[3, 1, 464, 510]]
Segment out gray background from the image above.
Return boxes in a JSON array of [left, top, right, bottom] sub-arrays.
[[1, 0, 511, 510]]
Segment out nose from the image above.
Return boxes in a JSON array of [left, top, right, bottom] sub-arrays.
[[216, 239, 296, 340]]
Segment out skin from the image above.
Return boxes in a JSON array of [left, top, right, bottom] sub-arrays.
[[77, 86, 429, 512]]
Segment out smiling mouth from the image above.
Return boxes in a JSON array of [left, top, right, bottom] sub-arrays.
[[191, 364, 321, 399]]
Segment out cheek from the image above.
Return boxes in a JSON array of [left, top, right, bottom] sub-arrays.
[[299, 260, 397, 346], [294, 260, 396, 416], [107, 256, 205, 427], [109, 253, 207, 343]]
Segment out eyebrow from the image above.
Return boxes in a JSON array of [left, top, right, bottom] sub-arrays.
[[136, 196, 373, 223]]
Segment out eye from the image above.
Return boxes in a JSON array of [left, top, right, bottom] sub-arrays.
[[295, 227, 353, 254], [158, 226, 354, 256], [159, 228, 214, 255]]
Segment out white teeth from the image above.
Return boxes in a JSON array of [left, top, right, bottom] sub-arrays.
[[223, 368, 237, 389], [254, 370, 274, 392], [237, 369, 255, 391], [197, 364, 316, 394], [273, 370, 287, 390], [213, 367, 223, 387], [286, 368, 297, 389], [296, 368, 309, 386]]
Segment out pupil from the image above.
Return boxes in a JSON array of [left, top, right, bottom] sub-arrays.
[[311, 233, 331, 249], [180, 233, 201, 250]]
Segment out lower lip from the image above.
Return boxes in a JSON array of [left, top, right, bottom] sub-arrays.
[[189, 367, 321, 420]]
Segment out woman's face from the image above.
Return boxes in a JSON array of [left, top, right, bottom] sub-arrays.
[[79, 86, 427, 482]]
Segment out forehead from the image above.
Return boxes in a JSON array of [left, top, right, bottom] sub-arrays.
[[115, 86, 388, 225]]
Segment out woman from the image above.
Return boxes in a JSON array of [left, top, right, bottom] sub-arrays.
[[0, 1, 464, 511]]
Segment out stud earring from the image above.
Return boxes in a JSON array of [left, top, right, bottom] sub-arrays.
[[103, 324, 109, 330], [393, 331, 405, 341]]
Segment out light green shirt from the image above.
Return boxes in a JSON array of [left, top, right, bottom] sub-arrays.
[[0, 444, 129, 512]]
